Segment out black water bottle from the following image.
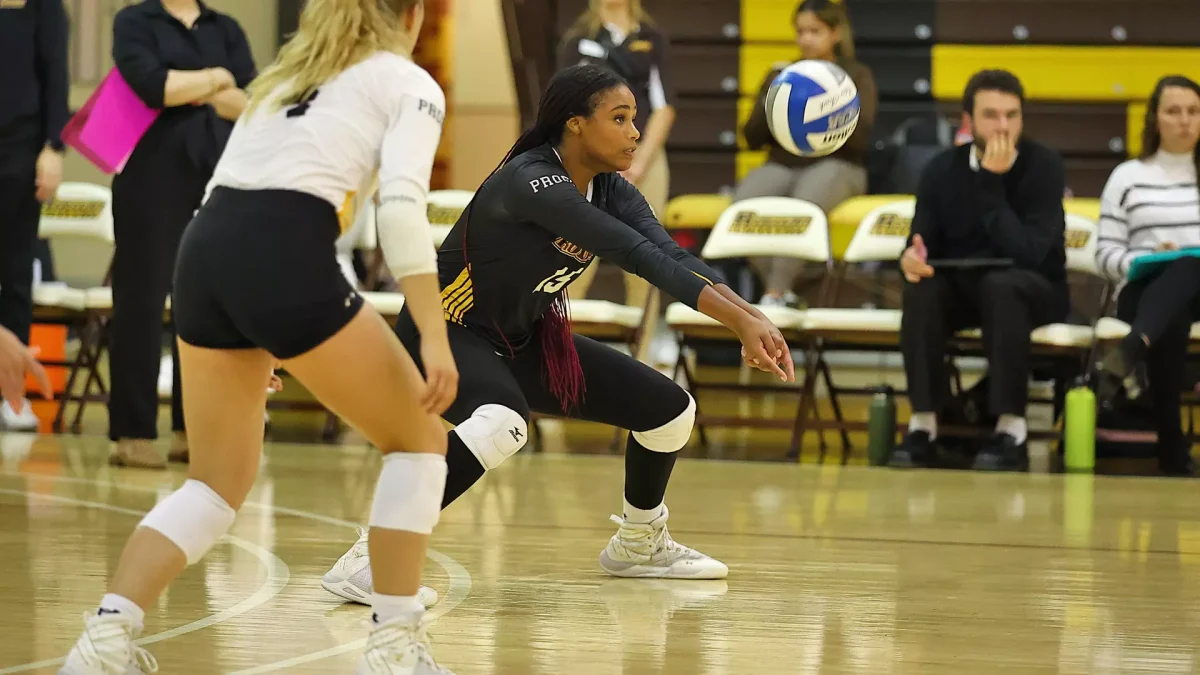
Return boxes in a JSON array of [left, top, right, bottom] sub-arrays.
[[867, 385, 897, 466]]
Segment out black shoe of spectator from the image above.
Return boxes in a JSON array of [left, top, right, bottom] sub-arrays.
[[972, 433, 1029, 472], [1158, 440, 1196, 477], [888, 431, 935, 468], [1093, 344, 1147, 413]]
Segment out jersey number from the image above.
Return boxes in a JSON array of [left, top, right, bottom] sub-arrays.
[[534, 267, 585, 295], [286, 89, 321, 118]]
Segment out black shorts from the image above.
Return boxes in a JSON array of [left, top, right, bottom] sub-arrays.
[[173, 187, 364, 359]]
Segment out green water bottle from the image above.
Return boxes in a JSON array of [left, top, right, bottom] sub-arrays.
[[1063, 377, 1096, 473], [867, 385, 897, 466]]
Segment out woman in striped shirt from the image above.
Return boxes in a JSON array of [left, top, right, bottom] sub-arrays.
[[1094, 75, 1200, 475]]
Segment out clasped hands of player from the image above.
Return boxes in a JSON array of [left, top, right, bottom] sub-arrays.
[[737, 315, 794, 381]]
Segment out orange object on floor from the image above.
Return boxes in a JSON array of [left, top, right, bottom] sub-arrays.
[[25, 324, 68, 433]]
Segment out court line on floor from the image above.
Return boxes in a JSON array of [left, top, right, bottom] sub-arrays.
[[2, 471, 473, 673], [0, 488, 291, 675]]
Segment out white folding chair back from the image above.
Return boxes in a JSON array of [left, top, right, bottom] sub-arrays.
[[1063, 212, 1100, 277], [428, 189, 473, 249], [701, 197, 831, 263], [38, 183, 114, 244], [37, 183, 115, 309], [841, 199, 915, 264], [1017, 213, 1102, 348]]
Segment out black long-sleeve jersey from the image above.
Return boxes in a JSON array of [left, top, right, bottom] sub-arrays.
[[437, 144, 724, 351]]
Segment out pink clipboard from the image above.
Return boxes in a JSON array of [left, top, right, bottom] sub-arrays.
[[62, 68, 160, 174]]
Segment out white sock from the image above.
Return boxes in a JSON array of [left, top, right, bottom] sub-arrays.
[[371, 593, 423, 625], [996, 415, 1027, 444], [623, 498, 664, 525], [99, 593, 145, 633], [909, 412, 937, 440]]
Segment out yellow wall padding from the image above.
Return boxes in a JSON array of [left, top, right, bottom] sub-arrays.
[[932, 46, 1200, 102], [740, 44, 798, 97], [741, 0, 799, 43], [737, 96, 758, 150], [737, 150, 769, 181], [1127, 102, 1148, 157]]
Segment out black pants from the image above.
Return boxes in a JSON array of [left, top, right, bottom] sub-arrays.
[[901, 268, 1068, 417], [1117, 257, 1200, 447], [108, 151, 208, 441], [395, 310, 692, 509], [0, 166, 41, 345]]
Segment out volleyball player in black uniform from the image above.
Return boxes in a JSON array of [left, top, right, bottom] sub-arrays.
[[323, 63, 794, 600]]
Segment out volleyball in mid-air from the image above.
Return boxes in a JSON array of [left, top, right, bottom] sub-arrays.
[[765, 60, 860, 157]]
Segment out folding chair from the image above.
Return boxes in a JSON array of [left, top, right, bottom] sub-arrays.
[[664, 196, 830, 450], [35, 183, 116, 433], [798, 198, 913, 458]]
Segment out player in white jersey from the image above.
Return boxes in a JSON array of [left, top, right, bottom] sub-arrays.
[[58, 1, 458, 674]]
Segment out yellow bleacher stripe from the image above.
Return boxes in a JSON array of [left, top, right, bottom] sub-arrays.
[[1127, 101, 1148, 157], [736, 150, 768, 181], [932, 45, 1200, 102], [740, 0, 799, 44], [739, 44, 797, 97], [736, 96, 760, 151]]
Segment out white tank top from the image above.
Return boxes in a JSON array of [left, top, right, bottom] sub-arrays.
[[207, 51, 446, 231]]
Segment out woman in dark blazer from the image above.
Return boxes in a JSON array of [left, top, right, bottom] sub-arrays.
[[108, 0, 255, 468]]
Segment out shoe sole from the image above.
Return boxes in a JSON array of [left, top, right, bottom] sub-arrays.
[[600, 554, 729, 580], [321, 578, 439, 608]]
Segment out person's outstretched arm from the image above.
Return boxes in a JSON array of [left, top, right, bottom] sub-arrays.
[[506, 164, 793, 379]]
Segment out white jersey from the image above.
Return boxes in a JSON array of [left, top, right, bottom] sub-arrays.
[[208, 51, 446, 232]]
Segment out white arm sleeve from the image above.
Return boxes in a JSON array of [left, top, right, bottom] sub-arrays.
[[377, 72, 446, 279], [378, 195, 437, 277]]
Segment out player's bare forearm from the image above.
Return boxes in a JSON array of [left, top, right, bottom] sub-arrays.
[[713, 283, 769, 323], [397, 273, 449, 343], [696, 285, 755, 335]]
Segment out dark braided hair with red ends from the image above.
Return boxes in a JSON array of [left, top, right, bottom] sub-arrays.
[[462, 63, 630, 413]]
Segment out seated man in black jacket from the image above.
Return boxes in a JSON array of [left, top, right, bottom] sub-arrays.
[[890, 70, 1068, 471]]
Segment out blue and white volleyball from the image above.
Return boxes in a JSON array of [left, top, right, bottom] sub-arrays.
[[766, 60, 860, 157]]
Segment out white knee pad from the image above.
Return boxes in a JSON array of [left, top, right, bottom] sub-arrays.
[[369, 452, 447, 535], [452, 404, 528, 470], [633, 393, 696, 453], [138, 479, 236, 565]]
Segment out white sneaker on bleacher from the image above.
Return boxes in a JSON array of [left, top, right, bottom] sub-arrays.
[[322, 528, 439, 608], [599, 505, 729, 579], [59, 612, 157, 675]]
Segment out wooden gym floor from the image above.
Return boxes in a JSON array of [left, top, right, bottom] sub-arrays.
[[2, 432, 1200, 674]]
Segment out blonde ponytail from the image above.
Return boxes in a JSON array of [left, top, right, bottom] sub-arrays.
[[246, 0, 421, 116]]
